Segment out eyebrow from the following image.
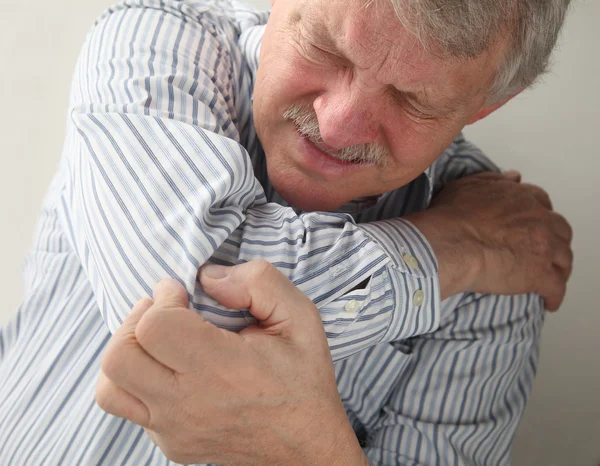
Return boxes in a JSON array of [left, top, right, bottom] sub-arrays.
[[302, 12, 339, 47], [302, 13, 462, 115]]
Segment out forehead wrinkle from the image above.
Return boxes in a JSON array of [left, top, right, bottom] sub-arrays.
[[356, 16, 436, 86], [344, 7, 393, 67], [323, 7, 442, 102], [303, 0, 481, 112]]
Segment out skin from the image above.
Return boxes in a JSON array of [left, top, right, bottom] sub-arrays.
[[97, 0, 574, 463], [408, 172, 573, 309], [97, 266, 370, 466], [254, 0, 507, 212]]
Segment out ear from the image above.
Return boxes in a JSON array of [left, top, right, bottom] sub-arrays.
[[466, 90, 523, 125]]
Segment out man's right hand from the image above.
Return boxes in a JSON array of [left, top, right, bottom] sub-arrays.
[[407, 171, 573, 310]]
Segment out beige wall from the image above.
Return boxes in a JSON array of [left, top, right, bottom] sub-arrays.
[[0, 0, 598, 464]]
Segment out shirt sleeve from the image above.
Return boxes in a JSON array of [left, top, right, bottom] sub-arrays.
[[57, 1, 440, 361], [431, 132, 502, 196], [353, 138, 536, 464]]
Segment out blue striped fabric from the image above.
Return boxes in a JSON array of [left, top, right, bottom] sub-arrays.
[[0, 1, 543, 464]]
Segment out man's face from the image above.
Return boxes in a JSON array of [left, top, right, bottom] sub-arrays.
[[253, 0, 506, 211]]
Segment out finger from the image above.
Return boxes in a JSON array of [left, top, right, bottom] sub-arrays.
[[102, 298, 176, 402], [127, 297, 155, 326], [502, 170, 522, 182], [137, 278, 223, 373], [539, 268, 567, 312], [553, 244, 574, 281], [109, 297, 153, 343], [523, 183, 553, 210], [549, 212, 573, 243], [152, 278, 190, 309], [95, 371, 150, 427], [199, 260, 321, 337], [136, 305, 237, 373]]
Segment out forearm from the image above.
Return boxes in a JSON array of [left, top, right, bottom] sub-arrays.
[[404, 208, 481, 300], [300, 419, 370, 466]]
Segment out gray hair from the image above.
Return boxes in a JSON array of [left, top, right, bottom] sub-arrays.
[[385, 0, 571, 102]]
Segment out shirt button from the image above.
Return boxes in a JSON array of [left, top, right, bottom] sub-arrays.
[[413, 290, 425, 307], [344, 300, 361, 314], [403, 253, 419, 269]]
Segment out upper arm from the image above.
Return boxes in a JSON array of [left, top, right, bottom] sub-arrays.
[[71, 2, 242, 136], [59, 3, 263, 331]]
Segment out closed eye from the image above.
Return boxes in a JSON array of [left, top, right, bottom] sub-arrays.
[[309, 44, 350, 67], [389, 89, 436, 120], [405, 100, 436, 119]]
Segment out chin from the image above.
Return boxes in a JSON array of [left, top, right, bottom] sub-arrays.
[[268, 166, 348, 213], [273, 181, 342, 212]]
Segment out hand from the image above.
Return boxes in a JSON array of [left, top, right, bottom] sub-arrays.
[[95, 261, 369, 466], [407, 171, 573, 310]]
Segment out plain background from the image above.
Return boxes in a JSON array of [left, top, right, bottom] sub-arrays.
[[0, 0, 598, 464]]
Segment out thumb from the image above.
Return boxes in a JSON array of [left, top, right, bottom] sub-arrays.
[[151, 278, 189, 309], [199, 261, 321, 336]]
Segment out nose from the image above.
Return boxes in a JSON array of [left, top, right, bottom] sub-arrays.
[[312, 86, 380, 149]]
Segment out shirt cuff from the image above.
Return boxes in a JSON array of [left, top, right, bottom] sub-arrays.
[[357, 218, 442, 340]]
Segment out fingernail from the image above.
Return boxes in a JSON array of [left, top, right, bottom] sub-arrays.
[[201, 264, 230, 279]]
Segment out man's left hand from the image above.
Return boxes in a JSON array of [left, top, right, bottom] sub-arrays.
[[95, 260, 368, 466]]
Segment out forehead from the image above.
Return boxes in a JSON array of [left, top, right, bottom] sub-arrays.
[[297, 0, 499, 106]]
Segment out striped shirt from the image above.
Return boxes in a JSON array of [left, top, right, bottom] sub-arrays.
[[0, 1, 543, 464]]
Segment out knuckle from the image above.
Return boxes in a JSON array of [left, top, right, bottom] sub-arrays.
[[526, 183, 552, 207], [247, 259, 275, 281], [540, 193, 553, 209], [538, 186, 551, 200], [94, 384, 114, 414], [566, 225, 574, 243], [552, 211, 567, 223], [135, 309, 164, 348], [557, 214, 574, 241], [155, 277, 180, 292], [529, 226, 552, 257], [101, 343, 124, 381], [135, 297, 154, 310]]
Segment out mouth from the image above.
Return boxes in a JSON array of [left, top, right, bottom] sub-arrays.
[[292, 128, 373, 180], [295, 126, 376, 165], [305, 138, 358, 164]]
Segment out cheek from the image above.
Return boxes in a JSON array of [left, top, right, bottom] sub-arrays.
[[265, 62, 321, 109], [380, 119, 460, 185], [256, 34, 328, 112], [253, 59, 324, 155]]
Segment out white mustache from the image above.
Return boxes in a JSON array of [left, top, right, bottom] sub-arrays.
[[283, 104, 389, 168]]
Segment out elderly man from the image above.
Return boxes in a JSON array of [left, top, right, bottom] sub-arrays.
[[0, 0, 572, 464]]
